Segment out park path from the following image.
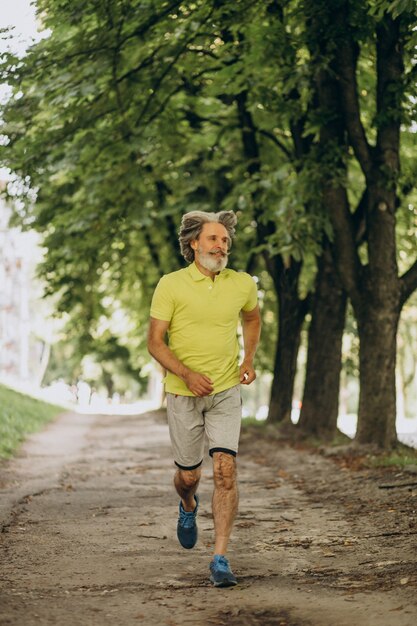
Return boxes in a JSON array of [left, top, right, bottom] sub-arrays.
[[0, 408, 416, 626]]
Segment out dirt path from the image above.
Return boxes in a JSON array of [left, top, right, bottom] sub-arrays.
[[0, 409, 416, 626]]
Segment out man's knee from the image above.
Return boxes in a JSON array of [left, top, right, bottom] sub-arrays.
[[212, 452, 236, 490], [177, 467, 201, 489]]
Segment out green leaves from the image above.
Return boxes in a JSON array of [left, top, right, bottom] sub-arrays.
[[370, 0, 416, 19], [0, 0, 416, 391]]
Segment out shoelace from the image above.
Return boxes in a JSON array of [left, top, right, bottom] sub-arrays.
[[213, 556, 230, 571], [179, 508, 196, 529]]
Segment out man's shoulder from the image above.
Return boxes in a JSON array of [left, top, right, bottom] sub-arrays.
[[159, 267, 189, 283], [223, 268, 255, 286]]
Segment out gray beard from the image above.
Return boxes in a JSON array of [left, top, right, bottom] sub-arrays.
[[197, 249, 228, 273]]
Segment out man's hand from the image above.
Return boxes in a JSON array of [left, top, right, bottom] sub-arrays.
[[240, 305, 261, 385], [183, 370, 214, 397], [239, 360, 256, 385]]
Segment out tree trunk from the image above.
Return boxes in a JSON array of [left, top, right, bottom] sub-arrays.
[[356, 305, 399, 447], [268, 294, 305, 424], [266, 256, 307, 423], [234, 90, 308, 424], [298, 243, 347, 438], [102, 370, 115, 399]]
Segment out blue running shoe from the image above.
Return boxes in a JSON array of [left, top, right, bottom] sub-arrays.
[[209, 555, 237, 587], [177, 494, 199, 549]]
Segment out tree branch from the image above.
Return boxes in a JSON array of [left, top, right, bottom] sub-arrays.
[[400, 259, 417, 307], [257, 128, 293, 159], [286, 86, 314, 162], [118, 0, 185, 47], [235, 90, 261, 177], [143, 84, 184, 127], [179, 108, 223, 127], [134, 6, 217, 127], [116, 44, 164, 85], [335, 4, 373, 180], [324, 184, 362, 307], [375, 14, 403, 173], [186, 46, 219, 60], [352, 188, 368, 245]]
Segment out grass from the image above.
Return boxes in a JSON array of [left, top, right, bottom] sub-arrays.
[[0, 384, 64, 459], [241, 416, 268, 428], [365, 444, 417, 469], [241, 415, 417, 469]]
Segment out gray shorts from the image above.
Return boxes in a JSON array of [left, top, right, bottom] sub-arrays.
[[166, 385, 242, 470]]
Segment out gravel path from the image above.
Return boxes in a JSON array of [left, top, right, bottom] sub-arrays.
[[0, 409, 416, 626]]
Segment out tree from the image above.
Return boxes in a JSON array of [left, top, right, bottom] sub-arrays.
[[1, 0, 322, 414], [306, 0, 417, 446], [1, 0, 416, 448]]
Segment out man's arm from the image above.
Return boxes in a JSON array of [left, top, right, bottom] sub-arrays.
[[239, 305, 261, 385], [147, 317, 214, 397]]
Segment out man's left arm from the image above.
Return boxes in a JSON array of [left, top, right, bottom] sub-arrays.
[[239, 304, 261, 385]]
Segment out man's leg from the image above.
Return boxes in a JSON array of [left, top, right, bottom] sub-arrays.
[[204, 386, 241, 585], [212, 452, 238, 554], [174, 467, 201, 512], [174, 466, 201, 549], [166, 393, 204, 549]]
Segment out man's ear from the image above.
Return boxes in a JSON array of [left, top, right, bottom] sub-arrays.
[[191, 239, 198, 251]]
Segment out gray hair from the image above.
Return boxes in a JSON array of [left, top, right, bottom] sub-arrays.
[[178, 210, 237, 263]]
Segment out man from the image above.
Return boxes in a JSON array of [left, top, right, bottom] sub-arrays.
[[147, 210, 261, 588]]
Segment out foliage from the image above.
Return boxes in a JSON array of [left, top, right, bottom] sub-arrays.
[[0, 1, 416, 428], [0, 383, 63, 458], [0, 0, 320, 385]]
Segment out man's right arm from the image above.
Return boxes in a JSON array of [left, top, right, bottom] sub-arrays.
[[147, 317, 213, 397]]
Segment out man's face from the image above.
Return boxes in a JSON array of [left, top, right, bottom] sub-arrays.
[[192, 222, 230, 273]]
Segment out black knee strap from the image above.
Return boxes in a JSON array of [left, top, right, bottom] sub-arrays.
[[209, 447, 237, 458]]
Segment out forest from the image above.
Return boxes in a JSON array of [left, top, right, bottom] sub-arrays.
[[1, 0, 416, 449]]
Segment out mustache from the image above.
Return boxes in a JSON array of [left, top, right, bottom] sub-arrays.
[[209, 249, 229, 257]]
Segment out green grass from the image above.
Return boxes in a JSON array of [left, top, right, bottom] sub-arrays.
[[365, 444, 417, 468], [0, 384, 64, 459], [241, 416, 417, 468], [241, 416, 268, 428]]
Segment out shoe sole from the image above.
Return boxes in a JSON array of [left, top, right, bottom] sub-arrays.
[[210, 574, 237, 588]]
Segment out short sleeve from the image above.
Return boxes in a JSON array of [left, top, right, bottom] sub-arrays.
[[241, 274, 258, 312], [150, 276, 175, 321]]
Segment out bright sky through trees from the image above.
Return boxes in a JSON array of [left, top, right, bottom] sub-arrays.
[[0, 1, 46, 179], [0, 0, 39, 54]]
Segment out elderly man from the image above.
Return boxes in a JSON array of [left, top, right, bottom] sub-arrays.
[[147, 210, 261, 587]]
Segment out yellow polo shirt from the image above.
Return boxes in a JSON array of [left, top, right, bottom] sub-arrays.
[[150, 262, 258, 396]]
